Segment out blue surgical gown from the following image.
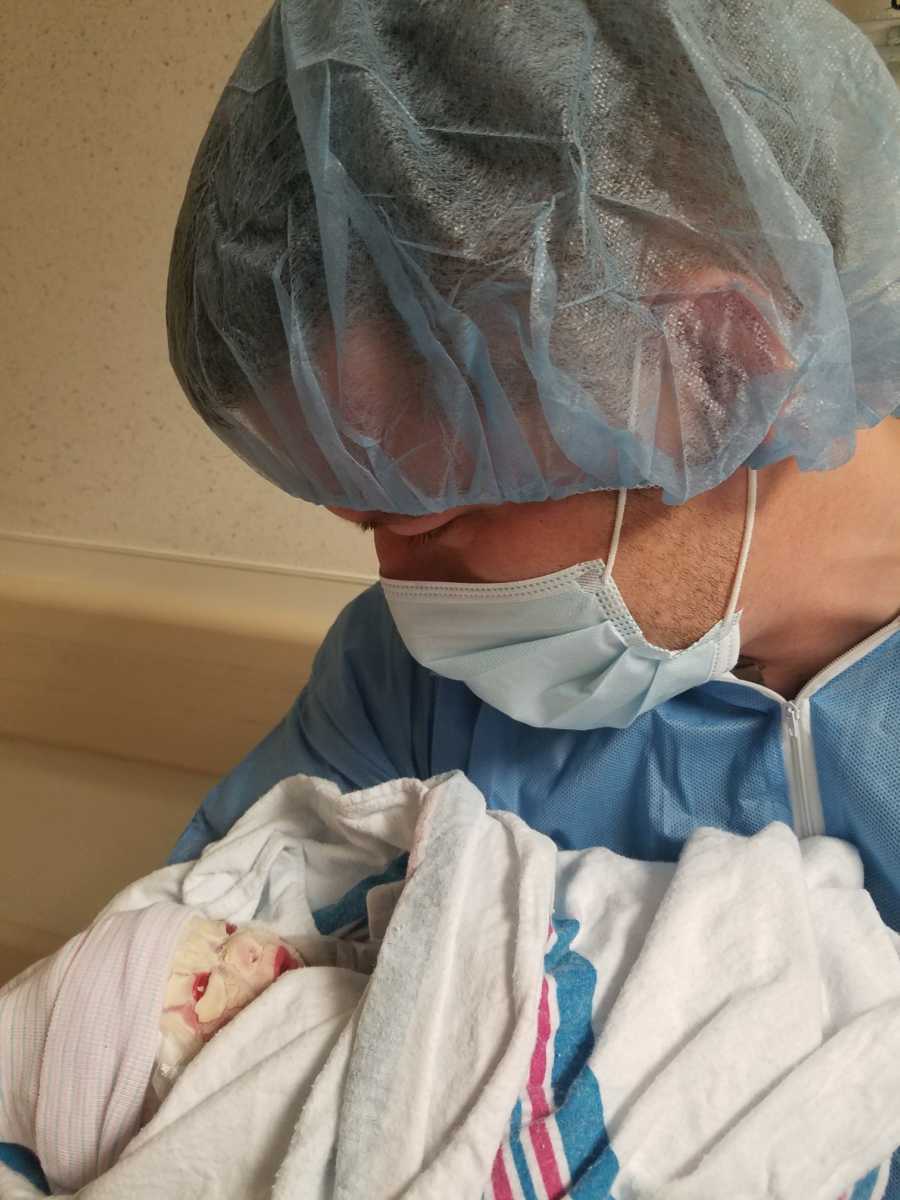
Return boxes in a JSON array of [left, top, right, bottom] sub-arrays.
[[4, 585, 898, 1192], [172, 586, 900, 931]]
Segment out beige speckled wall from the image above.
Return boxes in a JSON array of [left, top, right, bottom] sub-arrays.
[[1, 0, 377, 578]]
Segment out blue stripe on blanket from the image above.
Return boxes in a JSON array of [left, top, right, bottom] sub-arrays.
[[852, 1164, 884, 1200], [887, 1148, 900, 1200], [493, 917, 618, 1199], [0, 1144, 49, 1193], [312, 853, 409, 935], [547, 917, 619, 1197], [508, 1098, 541, 1200]]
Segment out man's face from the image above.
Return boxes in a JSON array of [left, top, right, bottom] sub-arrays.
[[329, 464, 752, 651], [329, 496, 613, 584]]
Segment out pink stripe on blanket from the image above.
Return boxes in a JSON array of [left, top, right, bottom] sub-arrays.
[[526, 977, 565, 1199], [490, 1145, 515, 1200]]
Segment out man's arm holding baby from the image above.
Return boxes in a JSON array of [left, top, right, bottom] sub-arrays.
[[169, 587, 438, 863]]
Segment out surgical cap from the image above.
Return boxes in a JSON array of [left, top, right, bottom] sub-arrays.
[[167, 0, 900, 513]]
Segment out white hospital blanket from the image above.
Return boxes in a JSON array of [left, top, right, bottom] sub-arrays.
[[4, 770, 900, 1200]]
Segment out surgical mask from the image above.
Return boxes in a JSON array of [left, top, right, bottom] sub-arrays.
[[381, 471, 758, 730]]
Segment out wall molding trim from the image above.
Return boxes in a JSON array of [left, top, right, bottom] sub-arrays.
[[0, 532, 373, 776]]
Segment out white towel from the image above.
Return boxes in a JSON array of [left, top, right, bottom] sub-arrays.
[[5, 770, 899, 1200]]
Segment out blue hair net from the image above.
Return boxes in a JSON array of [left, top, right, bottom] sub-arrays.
[[167, 0, 900, 513]]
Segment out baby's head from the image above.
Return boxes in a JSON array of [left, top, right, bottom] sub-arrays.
[[0, 903, 302, 1192], [152, 917, 301, 1099]]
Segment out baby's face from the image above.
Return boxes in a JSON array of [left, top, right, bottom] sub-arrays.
[[163, 918, 301, 1038], [148, 918, 302, 1113]]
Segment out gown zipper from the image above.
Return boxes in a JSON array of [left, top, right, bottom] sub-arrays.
[[784, 699, 821, 839], [726, 617, 900, 839]]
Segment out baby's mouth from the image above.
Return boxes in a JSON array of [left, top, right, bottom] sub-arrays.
[[273, 946, 300, 978]]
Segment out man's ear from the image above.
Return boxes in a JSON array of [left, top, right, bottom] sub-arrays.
[[658, 266, 794, 369], [647, 268, 794, 465]]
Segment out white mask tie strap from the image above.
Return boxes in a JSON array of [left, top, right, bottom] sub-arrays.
[[603, 488, 628, 585], [724, 468, 758, 622]]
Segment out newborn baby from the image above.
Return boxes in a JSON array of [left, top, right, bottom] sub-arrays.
[[0, 903, 302, 1193], [151, 915, 301, 1109]]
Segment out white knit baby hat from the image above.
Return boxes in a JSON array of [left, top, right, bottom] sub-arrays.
[[0, 902, 194, 1192]]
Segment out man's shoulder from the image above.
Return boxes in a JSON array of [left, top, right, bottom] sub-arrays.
[[314, 582, 414, 687], [302, 581, 455, 781], [328, 581, 396, 649]]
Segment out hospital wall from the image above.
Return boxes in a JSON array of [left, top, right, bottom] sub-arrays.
[[0, 1, 895, 980], [0, 0, 376, 982], [0, 0, 375, 763]]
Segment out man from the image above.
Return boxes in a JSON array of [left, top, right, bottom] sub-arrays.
[[163, 9, 899, 1190], [167, 0, 899, 929]]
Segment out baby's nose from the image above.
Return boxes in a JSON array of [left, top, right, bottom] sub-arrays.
[[222, 934, 262, 971]]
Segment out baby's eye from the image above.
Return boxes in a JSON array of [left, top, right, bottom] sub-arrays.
[[192, 972, 211, 1002]]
